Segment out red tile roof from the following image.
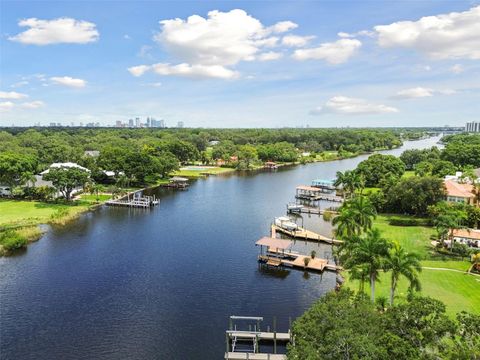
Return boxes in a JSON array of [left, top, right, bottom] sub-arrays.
[[453, 229, 480, 240], [445, 180, 474, 198]]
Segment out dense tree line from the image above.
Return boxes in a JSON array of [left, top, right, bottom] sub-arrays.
[[288, 289, 480, 360]]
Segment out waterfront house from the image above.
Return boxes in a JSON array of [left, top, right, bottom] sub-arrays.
[[444, 180, 475, 205], [452, 228, 480, 248]]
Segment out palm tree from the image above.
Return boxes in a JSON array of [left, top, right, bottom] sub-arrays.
[[348, 196, 377, 232], [334, 170, 365, 199], [333, 207, 360, 239], [346, 228, 390, 302], [333, 196, 377, 240], [384, 242, 422, 305]]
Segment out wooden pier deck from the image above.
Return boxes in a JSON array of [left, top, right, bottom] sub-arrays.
[[225, 353, 286, 359], [271, 225, 343, 245], [261, 248, 341, 272], [228, 331, 290, 342]]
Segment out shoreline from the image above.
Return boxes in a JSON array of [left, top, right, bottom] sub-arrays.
[[0, 137, 428, 256]]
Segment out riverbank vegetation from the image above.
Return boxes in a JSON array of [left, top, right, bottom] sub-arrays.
[[329, 133, 480, 318], [288, 289, 480, 359]]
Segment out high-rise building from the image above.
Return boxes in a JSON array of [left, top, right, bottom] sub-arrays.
[[159, 119, 165, 128], [177, 121, 184, 128], [135, 117, 140, 127], [465, 121, 480, 133], [128, 118, 134, 127], [146, 117, 151, 128]]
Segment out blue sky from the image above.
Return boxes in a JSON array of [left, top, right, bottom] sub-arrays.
[[1, 0, 479, 127]]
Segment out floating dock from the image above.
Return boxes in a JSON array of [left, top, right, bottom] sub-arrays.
[[271, 225, 342, 245]]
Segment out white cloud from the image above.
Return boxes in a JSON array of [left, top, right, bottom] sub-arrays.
[[282, 35, 315, 47], [0, 91, 28, 99], [124, 34, 131, 40], [310, 96, 398, 115], [394, 87, 434, 99], [393, 87, 457, 99], [338, 30, 375, 38], [152, 63, 239, 79], [21, 100, 45, 109], [50, 76, 86, 88], [293, 39, 362, 64], [0, 101, 15, 112], [268, 20, 298, 33], [258, 51, 283, 61], [134, 9, 298, 79], [374, 6, 480, 60], [9, 17, 99, 45], [451, 64, 464, 74], [128, 65, 151, 77]]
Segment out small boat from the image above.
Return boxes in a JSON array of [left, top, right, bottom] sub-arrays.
[[287, 203, 304, 213], [274, 216, 299, 231]]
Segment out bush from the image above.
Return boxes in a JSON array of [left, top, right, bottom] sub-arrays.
[[0, 230, 28, 251], [323, 211, 333, 222], [388, 218, 422, 226]]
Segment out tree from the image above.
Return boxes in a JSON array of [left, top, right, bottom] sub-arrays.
[[43, 167, 90, 201], [333, 196, 377, 239], [429, 202, 468, 247], [346, 229, 390, 302], [384, 176, 446, 216], [356, 154, 405, 187], [334, 170, 365, 199], [0, 152, 38, 189], [384, 242, 422, 305], [236, 144, 258, 169]]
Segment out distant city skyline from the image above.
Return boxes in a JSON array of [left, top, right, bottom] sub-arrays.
[[1, 1, 479, 127]]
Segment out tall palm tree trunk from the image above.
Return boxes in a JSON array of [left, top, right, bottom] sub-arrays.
[[370, 273, 375, 302]]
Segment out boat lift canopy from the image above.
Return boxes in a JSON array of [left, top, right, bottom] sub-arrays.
[[255, 237, 293, 250]]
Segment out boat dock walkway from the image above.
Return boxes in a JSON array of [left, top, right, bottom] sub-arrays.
[[106, 194, 159, 208], [261, 248, 341, 272], [271, 225, 343, 245]]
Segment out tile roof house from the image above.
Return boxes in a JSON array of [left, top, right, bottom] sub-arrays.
[[452, 228, 480, 248], [444, 180, 476, 205]]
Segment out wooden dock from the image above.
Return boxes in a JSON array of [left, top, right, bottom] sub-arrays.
[[261, 249, 341, 272], [225, 316, 291, 360], [271, 225, 343, 245], [225, 353, 286, 359], [106, 194, 158, 208]]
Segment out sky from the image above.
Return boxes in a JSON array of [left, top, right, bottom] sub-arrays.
[[0, 0, 479, 128]]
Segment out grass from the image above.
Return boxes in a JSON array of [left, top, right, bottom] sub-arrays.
[[0, 199, 89, 227], [77, 194, 111, 204], [343, 214, 479, 316], [173, 166, 235, 178], [402, 170, 416, 178], [344, 268, 480, 317], [373, 214, 435, 259]]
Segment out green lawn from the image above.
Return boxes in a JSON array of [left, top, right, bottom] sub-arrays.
[[373, 215, 435, 259], [0, 200, 89, 227], [402, 170, 416, 178], [344, 268, 480, 317], [173, 166, 235, 178], [78, 194, 111, 204]]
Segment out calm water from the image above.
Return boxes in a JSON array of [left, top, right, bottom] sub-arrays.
[[0, 136, 441, 360]]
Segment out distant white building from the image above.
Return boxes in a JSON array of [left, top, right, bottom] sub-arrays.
[[465, 121, 480, 133], [40, 162, 90, 175]]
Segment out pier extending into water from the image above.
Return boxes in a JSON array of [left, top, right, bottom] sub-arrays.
[[295, 185, 343, 202], [225, 316, 291, 360], [255, 237, 342, 272], [271, 224, 342, 245], [106, 194, 159, 208]]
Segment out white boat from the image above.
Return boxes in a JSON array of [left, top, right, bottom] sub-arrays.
[[275, 217, 299, 231], [287, 203, 304, 213]]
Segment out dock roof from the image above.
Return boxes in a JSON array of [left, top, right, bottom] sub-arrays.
[[296, 185, 322, 192], [255, 237, 293, 250], [170, 176, 189, 182]]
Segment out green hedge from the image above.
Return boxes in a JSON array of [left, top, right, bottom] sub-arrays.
[[388, 218, 429, 227]]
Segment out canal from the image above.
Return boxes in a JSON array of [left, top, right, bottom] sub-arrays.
[[0, 136, 441, 359]]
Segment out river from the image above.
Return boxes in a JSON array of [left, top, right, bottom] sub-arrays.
[[0, 136, 441, 360]]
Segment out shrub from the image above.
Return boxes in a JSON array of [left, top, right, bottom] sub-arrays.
[[388, 218, 422, 226], [0, 230, 28, 251], [323, 211, 333, 222], [303, 257, 311, 267]]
